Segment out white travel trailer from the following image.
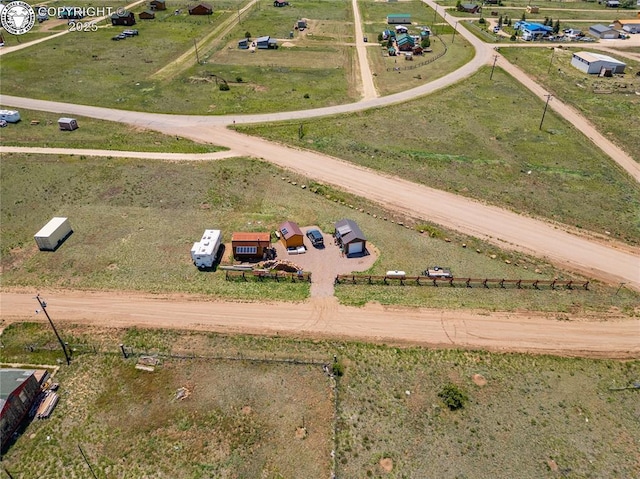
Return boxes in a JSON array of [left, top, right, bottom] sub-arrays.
[[34, 217, 73, 251], [0, 110, 21, 123], [190, 229, 222, 268]]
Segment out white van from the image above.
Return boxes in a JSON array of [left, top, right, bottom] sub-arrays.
[[0, 110, 21, 123]]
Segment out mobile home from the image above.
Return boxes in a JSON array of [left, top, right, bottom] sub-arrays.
[[190, 229, 222, 268], [0, 110, 21, 123], [34, 217, 73, 251]]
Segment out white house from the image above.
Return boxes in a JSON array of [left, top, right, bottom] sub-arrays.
[[571, 51, 626, 74]]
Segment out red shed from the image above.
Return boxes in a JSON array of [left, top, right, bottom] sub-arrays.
[[231, 232, 271, 260]]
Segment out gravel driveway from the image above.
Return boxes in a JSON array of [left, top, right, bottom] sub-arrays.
[[271, 226, 378, 297]]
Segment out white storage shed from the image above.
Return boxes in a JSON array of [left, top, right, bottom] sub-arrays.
[[0, 110, 21, 123], [190, 229, 222, 268], [58, 118, 79, 131], [571, 52, 626, 74], [34, 217, 73, 251]]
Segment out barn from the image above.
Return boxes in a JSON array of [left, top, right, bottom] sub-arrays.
[[256, 35, 278, 49], [334, 219, 367, 257], [139, 10, 156, 19], [571, 51, 626, 74], [231, 232, 271, 260], [279, 221, 304, 248], [188, 2, 213, 15], [1, 369, 40, 450], [387, 13, 411, 24], [111, 10, 136, 25], [150, 0, 166, 10], [588, 24, 619, 39]]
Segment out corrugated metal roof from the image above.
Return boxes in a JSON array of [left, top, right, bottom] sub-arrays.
[[1, 369, 36, 401], [589, 24, 614, 33], [574, 51, 626, 65], [335, 219, 366, 244], [256, 36, 270, 43], [232, 232, 270, 242]]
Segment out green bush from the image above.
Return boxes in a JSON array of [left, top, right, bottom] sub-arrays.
[[332, 361, 345, 377], [438, 383, 468, 410], [219, 83, 230, 91]]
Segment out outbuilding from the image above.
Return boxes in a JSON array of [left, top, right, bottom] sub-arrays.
[[273, 0, 289, 6], [458, 3, 481, 13], [231, 232, 271, 260], [34, 217, 73, 251], [605, 0, 619, 7], [238, 38, 249, 48], [58, 117, 78, 131], [387, 13, 411, 24], [1, 369, 40, 450], [279, 221, 304, 248], [571, 51, 626, 74], [0, 110, 20, 123], [256, 35, 278, 49], [588, 24, 619, 39], [526, 5, 539, 13], [614, 19, 640, 34], [191, 229, 222, 268], [188, 2, 213, 15], [334, 219, 367, 257], [139, 10, 156, 19], [150, 0, 166, 10], [111, 10, 136, 25]]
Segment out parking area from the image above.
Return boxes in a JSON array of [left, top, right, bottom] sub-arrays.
[[272, 226, 378, 297]]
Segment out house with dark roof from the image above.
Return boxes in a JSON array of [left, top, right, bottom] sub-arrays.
[[273, 0, 289, 6], [231, 232, 271, 260], [139, 10, 156, 19], [334, 219, 367, 256], [1, 369, 40, 450], [150, 0, 166, 10], [279, 221, 304, 248], [111, 10, 136, 25], [188, 2, 213, 15], [458, 3, 481, 13], [256, 35, 278, 49], [396, 32, 415, 51]]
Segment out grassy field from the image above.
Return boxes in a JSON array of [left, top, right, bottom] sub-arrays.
[[499, 47, 640, 164], [435, 0, 619, 9], [0, 0, 361, 113], [0, 107, 225, 152], [2, 324, 639, 478], [238, 65, 640, 246], [2, 153, 638, 312]]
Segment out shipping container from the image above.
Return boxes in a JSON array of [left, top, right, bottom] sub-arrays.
[[34, 217, 73, 251]]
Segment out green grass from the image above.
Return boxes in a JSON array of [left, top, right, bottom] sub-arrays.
[[2, 153, 638, 312], [436, 0, 620, 9], [499, 47, 640, 164], [359, 0, 434, 24], [0, 107, 225, 152], [2, 324, 639, 478], [238, 65, 640, 246]]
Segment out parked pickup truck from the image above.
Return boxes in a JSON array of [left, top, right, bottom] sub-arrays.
[[422, 266, 453, 278]]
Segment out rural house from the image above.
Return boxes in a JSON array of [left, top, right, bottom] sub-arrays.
[[188, 2, 213, 15], [139, 10, 156, 19], [111, 10, 136, 25], [588, 24, 619, 39], [231, 232, 271, 260], [526, 5, 539, 13], [278, 221, 304, 248], [613, 19, 640, 34], [273, 0, 289, 6], [571, 51, 626, 74], [256, 35, 278, 49], [605, 0, 619, 7], [238, 38, 249, 49], [396, 32, 415, 51], [1, 369, 40, 450], [334, 219, 367, 257], [387, 13, 411, 24], [515, 21, 552, 40], [150, 0, 166, 10], [458, 3, 481, 13]]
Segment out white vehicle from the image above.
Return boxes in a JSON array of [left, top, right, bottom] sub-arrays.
[[191, 229, 222, 268], [0, 110, 21, 123]]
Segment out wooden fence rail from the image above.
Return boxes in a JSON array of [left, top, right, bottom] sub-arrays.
[[225, 270, 312, 283], [335, 274, 588, 290]]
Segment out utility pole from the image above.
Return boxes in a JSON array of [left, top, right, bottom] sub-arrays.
[[547, 47, 556, 73], [490, 54, 498, 80], [539, 94, 552, 130], [452, 22, 457, 43], [78, 445, 99, 479], [35, 294, 71, 365], [615, 283, 626, 296], [193, 39, 200, 64]]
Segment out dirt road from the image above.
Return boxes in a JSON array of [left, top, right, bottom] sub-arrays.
[[2, 291, 638, 358], [351, 0, 378, 100]]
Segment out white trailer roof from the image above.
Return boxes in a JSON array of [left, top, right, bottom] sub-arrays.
[[194, 229, 221, 255], [35, 217, 69, 237]]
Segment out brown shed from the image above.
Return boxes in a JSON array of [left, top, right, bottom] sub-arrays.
[[188, 2, 213, 15], [279, 221, 304, 248], [150, 0, 167, 10], [111, 10, 136, 25], [231, 232, 271, 260], [1, 369, 41, 450], [139, 10, 156, 19]]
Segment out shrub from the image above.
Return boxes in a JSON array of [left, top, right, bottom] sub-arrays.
[[303, 93, 310, 99], [479, 18, 486, 24], [235, 76, 243, 83], [219, 83, 230, 91], [438, 383, 468, 410], [332, 361, 345, 377]]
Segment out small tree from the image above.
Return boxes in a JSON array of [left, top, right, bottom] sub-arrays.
[[387, 38, 394, 48], [421, 37, 431, 48], [521, 12, 526, 22], [507, 17, 512, 26], [244, 31, 251, 39], [553, 19, 560, 34], [543, 17, 549, 26], [332, 361, 344, 377], [377, 32, 384, 42], [438, 383, 469, 411], [456, 0, 462, 11], [219, 83, 230, 91], [498, 15, 503, 28]]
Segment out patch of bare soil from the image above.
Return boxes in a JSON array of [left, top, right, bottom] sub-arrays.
[[472, 374, 487, 387], [295, 426, 307, 439], [379, 457, 393, 472], [241, 405, 252, 415]]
